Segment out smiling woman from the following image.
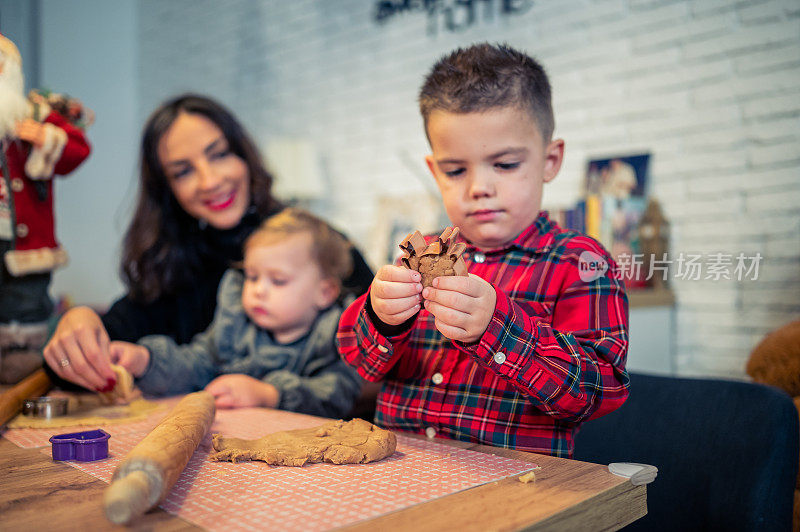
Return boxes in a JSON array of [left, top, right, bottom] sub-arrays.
[[159, 113, 251, 230], [123, 95, 280, 306], [42, 95, 373, 393]]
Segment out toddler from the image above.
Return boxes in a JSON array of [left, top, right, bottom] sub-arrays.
[[113, 208, 361, 418]]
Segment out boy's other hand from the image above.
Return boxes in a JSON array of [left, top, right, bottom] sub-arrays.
[[108, 341, 150, 378], [369, 265, 423, 326], [205, 374, 280, 409], [422, 274, 496, 344]]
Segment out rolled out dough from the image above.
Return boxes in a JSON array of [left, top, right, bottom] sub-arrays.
[[8, 365, 154, 429], [210, 418, 397, 466]]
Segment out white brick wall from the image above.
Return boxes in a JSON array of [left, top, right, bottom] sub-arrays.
[[139, 0, 800, 379]]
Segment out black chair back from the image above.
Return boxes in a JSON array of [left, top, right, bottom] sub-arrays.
[[574, 372, 798, 531]]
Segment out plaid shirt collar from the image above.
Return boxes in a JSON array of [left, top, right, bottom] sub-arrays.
[[460, 211, 557, 255]]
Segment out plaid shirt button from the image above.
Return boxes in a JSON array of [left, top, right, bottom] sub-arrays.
[[473, 252, 486, 263], [432, 372, 444, 385], [493, 352, 507, 364], [377, 345, 389, 353], [425, 427, 437, 438]]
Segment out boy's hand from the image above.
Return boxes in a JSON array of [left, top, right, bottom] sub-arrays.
[[205, 374, 280, 409], [108, 341, 150, 378], [422, 274, 496, 344], [369, 265, 422, 326]]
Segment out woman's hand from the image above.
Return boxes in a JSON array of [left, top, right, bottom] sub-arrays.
[[205, 374, 280, 409], [43, 306, 117, 392]]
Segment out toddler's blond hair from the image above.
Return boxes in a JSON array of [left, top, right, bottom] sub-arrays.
[[244, 208, 353, 285]]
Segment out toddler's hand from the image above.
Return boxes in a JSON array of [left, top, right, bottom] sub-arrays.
[[205, 374, 280, 409], [108, 341, 150, 378], [422, 274, 496, 344], [369, 265, 423, 326]]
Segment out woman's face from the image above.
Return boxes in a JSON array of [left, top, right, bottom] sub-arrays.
[[158, 112, 250, 229]]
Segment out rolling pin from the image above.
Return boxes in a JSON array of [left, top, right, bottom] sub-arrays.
[[0, 369, 52, 426], [103, 390, 215, 524]]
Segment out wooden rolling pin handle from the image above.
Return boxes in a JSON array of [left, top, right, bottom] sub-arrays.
[[104, 470, 156, 525], [103, 391, 215, 524]]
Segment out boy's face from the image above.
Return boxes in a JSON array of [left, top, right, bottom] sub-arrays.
[[425, 107, 564, 250], [241, 232, 337, 344]]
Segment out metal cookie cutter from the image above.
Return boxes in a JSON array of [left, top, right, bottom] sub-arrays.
[[22, 397, 69, 419], [50, 429, 111, 462]]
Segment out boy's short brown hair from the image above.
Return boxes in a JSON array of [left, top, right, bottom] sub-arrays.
[[244, 208, 353, 285], [419, 42, 554, 143]]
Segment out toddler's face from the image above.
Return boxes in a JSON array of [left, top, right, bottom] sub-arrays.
[[241, 233, 334, 344], [425, 107, 563, 250]]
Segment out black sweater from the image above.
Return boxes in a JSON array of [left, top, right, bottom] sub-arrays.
[[101, 208, 373, 344]]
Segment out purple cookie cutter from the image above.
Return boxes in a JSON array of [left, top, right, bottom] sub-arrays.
[[49, 429, 110, 462]]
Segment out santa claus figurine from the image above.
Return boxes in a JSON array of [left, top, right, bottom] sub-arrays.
[[0, 33, 91, 383]]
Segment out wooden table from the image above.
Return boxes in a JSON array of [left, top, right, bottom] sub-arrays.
[[0, 432, 645, 531]]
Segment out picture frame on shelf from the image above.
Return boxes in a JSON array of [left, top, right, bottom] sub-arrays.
[[584, 153, 653, 290]]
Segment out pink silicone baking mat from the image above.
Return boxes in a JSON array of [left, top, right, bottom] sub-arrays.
[[5, 401, 538, 531]]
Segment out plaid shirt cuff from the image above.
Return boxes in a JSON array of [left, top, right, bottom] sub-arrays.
[[454, 286, 540, 383], [351, 296, 413, 380]]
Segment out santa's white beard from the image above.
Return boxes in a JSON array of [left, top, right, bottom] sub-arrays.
[[0, 59, 29, 140]]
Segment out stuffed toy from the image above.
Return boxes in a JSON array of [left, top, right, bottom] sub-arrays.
[[0, 33, 91, 384], [746, 319, 800, 532]]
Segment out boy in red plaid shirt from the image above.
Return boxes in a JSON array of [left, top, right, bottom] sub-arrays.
[[338, 43, 629, 457]]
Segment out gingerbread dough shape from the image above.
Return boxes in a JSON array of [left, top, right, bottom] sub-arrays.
[[400, 226, 468, 288], [101, 365, 141, 405], [209, 418, 397, 467]]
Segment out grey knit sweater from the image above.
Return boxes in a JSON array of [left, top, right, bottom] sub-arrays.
[[136, 269, 360, 418]]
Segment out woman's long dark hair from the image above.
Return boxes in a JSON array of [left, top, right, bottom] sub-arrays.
[[121, 94, 281, 302]]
